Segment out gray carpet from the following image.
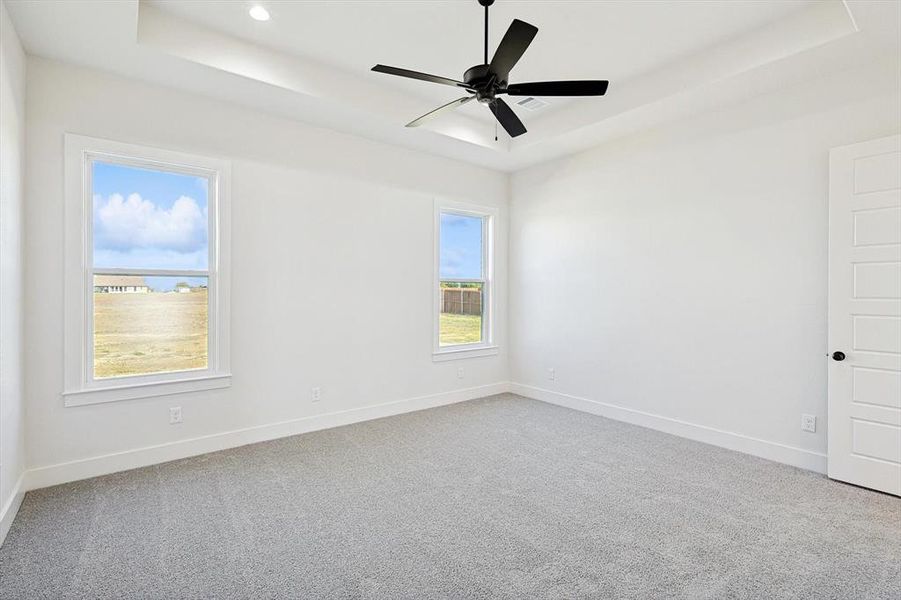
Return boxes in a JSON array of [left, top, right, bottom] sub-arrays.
[[1, 394, 899, 599]]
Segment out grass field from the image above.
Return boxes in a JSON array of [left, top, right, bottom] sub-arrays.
[[93, 293, 478, 378], [439, 312, 482, 345], [93, 290, 208, 379]]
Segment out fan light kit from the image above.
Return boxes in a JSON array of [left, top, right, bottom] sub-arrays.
[[372, 0, 609, 138]]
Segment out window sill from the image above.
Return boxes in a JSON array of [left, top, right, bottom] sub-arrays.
[[432, 345, 499, 362], [63, 373, 232, 407]]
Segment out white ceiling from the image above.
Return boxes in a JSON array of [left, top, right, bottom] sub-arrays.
[[146, 0, 820, 123], [5, 1, 900, 171]]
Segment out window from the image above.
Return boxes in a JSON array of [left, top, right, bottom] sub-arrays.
[[434, 200, 497, 361], [64, 135, 231, 406]]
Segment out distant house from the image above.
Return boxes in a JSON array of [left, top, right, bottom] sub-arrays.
[[94, 275, 149, 294], [175, 282, 192, 293]]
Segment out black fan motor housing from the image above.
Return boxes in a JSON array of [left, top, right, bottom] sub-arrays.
[[464, 64, 492, 86], [464, 64, 499, 104]]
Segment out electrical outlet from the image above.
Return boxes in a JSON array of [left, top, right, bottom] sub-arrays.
[[169, 406, 182, 425], [801, 414, 817, 433], [457, 367, 465, 379], [311, 387, 321, 402], [547, 367, 556, 381]]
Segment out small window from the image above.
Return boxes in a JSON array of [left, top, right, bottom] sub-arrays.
[[64, 135, 231, 405], [91, 161, 213, 380], [434, 201, 497, 361]]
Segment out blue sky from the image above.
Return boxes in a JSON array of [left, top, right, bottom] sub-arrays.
[[93, 162, 483, 290], [93, 161, 208, 291], [440, 213, 483, 279]]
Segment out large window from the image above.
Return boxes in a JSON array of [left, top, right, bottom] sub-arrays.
[[434, 200, 497, 360], [64, 135, 231, 406]]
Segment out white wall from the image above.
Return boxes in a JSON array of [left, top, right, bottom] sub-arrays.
[[510, 61, 901, 472], [16, 39, 900, 492], [23, 58, 508, 486], [0, 0, 27, 541]]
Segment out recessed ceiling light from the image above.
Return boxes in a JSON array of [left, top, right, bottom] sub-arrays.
[[249, 5, 270, 21]]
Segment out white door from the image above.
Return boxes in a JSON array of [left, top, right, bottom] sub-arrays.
[[828, 134, 901, 496]]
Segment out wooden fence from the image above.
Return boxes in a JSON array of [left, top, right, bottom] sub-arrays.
[[440, 287, 482, 316]]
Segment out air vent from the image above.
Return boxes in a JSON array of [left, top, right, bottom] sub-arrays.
[[515, 97, 549, 111]]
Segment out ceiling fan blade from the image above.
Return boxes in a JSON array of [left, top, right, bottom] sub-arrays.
[[488, 98, 527, 138], [372, 64, 469, 89], [489, 19, 538, 83], [406, 96, 475, 128], [504, 80, 609, 97]]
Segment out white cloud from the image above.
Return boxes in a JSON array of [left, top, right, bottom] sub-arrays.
[[94, 193, 207, 253]]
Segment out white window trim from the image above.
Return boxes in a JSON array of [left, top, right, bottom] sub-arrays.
[[63, 134, 231, 406], [433, 199, 499, 362]]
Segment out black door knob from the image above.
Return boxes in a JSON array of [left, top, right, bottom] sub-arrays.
[[832, 351, 846, 361]]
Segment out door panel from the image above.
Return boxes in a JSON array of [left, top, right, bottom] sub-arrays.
[[854, 152, 901, 193], [828, 134, 901, 496], [853, 206, 900, 246], [852, 316, 900, 354], [853, 367, 901, 409], [852, 420, 901, 463], [853, 262, 900, 299]]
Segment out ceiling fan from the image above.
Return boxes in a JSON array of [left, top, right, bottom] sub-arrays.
[[372, 0, 608, 138]]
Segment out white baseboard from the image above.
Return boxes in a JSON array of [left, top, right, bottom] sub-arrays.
[[0, 473, 26, 547], [25, 382, 511, 492], [22, 381, 825, 496], [511, 383, 827, 474]]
